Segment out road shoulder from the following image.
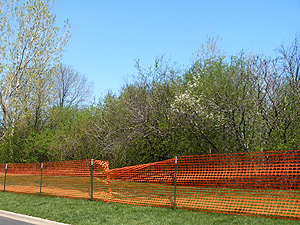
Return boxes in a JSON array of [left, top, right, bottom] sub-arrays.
[[0, 210, 69, 225]]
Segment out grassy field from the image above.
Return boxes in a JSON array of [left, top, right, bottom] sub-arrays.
[[0, 192, 299, 225], [1, 173, 300, 222]]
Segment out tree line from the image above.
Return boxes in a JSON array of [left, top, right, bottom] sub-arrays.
[[0, 0, 299, 168]]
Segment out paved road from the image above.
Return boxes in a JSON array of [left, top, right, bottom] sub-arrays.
[[0, 215, 33, 225], [0, 210, 68, 225]]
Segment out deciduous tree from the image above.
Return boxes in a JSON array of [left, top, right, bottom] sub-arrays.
[[0, 0, 70, 140], [56, 63, 93, 107], [0, 0, 70, 161]]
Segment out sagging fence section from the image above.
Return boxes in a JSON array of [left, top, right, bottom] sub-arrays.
[[0, 150, 300, 220]]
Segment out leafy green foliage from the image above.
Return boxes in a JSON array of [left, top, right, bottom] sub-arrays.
[[0, 2, 299, 170]]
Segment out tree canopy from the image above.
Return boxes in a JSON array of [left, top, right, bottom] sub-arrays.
[[0, 1, 299, 168]]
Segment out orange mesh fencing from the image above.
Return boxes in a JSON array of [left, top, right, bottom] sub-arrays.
[[1, 150, 300, 220], [174, 151, 300, 220], [104, 159, 176, 207], [104, 150, 300, 220], [0, 159, 109, 200]]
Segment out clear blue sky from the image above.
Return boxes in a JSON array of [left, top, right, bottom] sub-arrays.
[[53, 0, 300, 99]]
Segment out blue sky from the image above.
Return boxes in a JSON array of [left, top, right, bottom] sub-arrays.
[[53, 0, 300, 99]]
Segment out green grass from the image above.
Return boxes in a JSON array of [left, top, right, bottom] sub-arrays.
[[0, 192, 298, 225]]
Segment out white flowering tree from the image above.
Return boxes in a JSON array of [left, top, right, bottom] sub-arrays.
[[172, 37, 261, 153]]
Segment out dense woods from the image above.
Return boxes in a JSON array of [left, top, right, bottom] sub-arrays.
[[0, 1, 299, 168]]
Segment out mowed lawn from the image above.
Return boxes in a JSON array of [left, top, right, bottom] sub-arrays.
[[0, 192, 298, 225]]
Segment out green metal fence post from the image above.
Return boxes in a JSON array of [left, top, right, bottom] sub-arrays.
[[91, 159, 94, 201], [174, 156, 178, 210], [3, 164, 7, 192], [40, 163, 43, 197]]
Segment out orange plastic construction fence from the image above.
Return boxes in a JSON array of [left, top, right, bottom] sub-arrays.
[[1, 150, 300, 220], [0, 159, 109, 200]]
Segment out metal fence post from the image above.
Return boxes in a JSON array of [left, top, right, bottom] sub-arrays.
[[40, 163, 43, 197], [3, 164, 7, 192], [174, 156, 178, 209], [91, 159, 94, 201]]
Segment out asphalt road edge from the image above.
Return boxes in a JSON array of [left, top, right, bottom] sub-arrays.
[[0, 210, 69, 225]]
